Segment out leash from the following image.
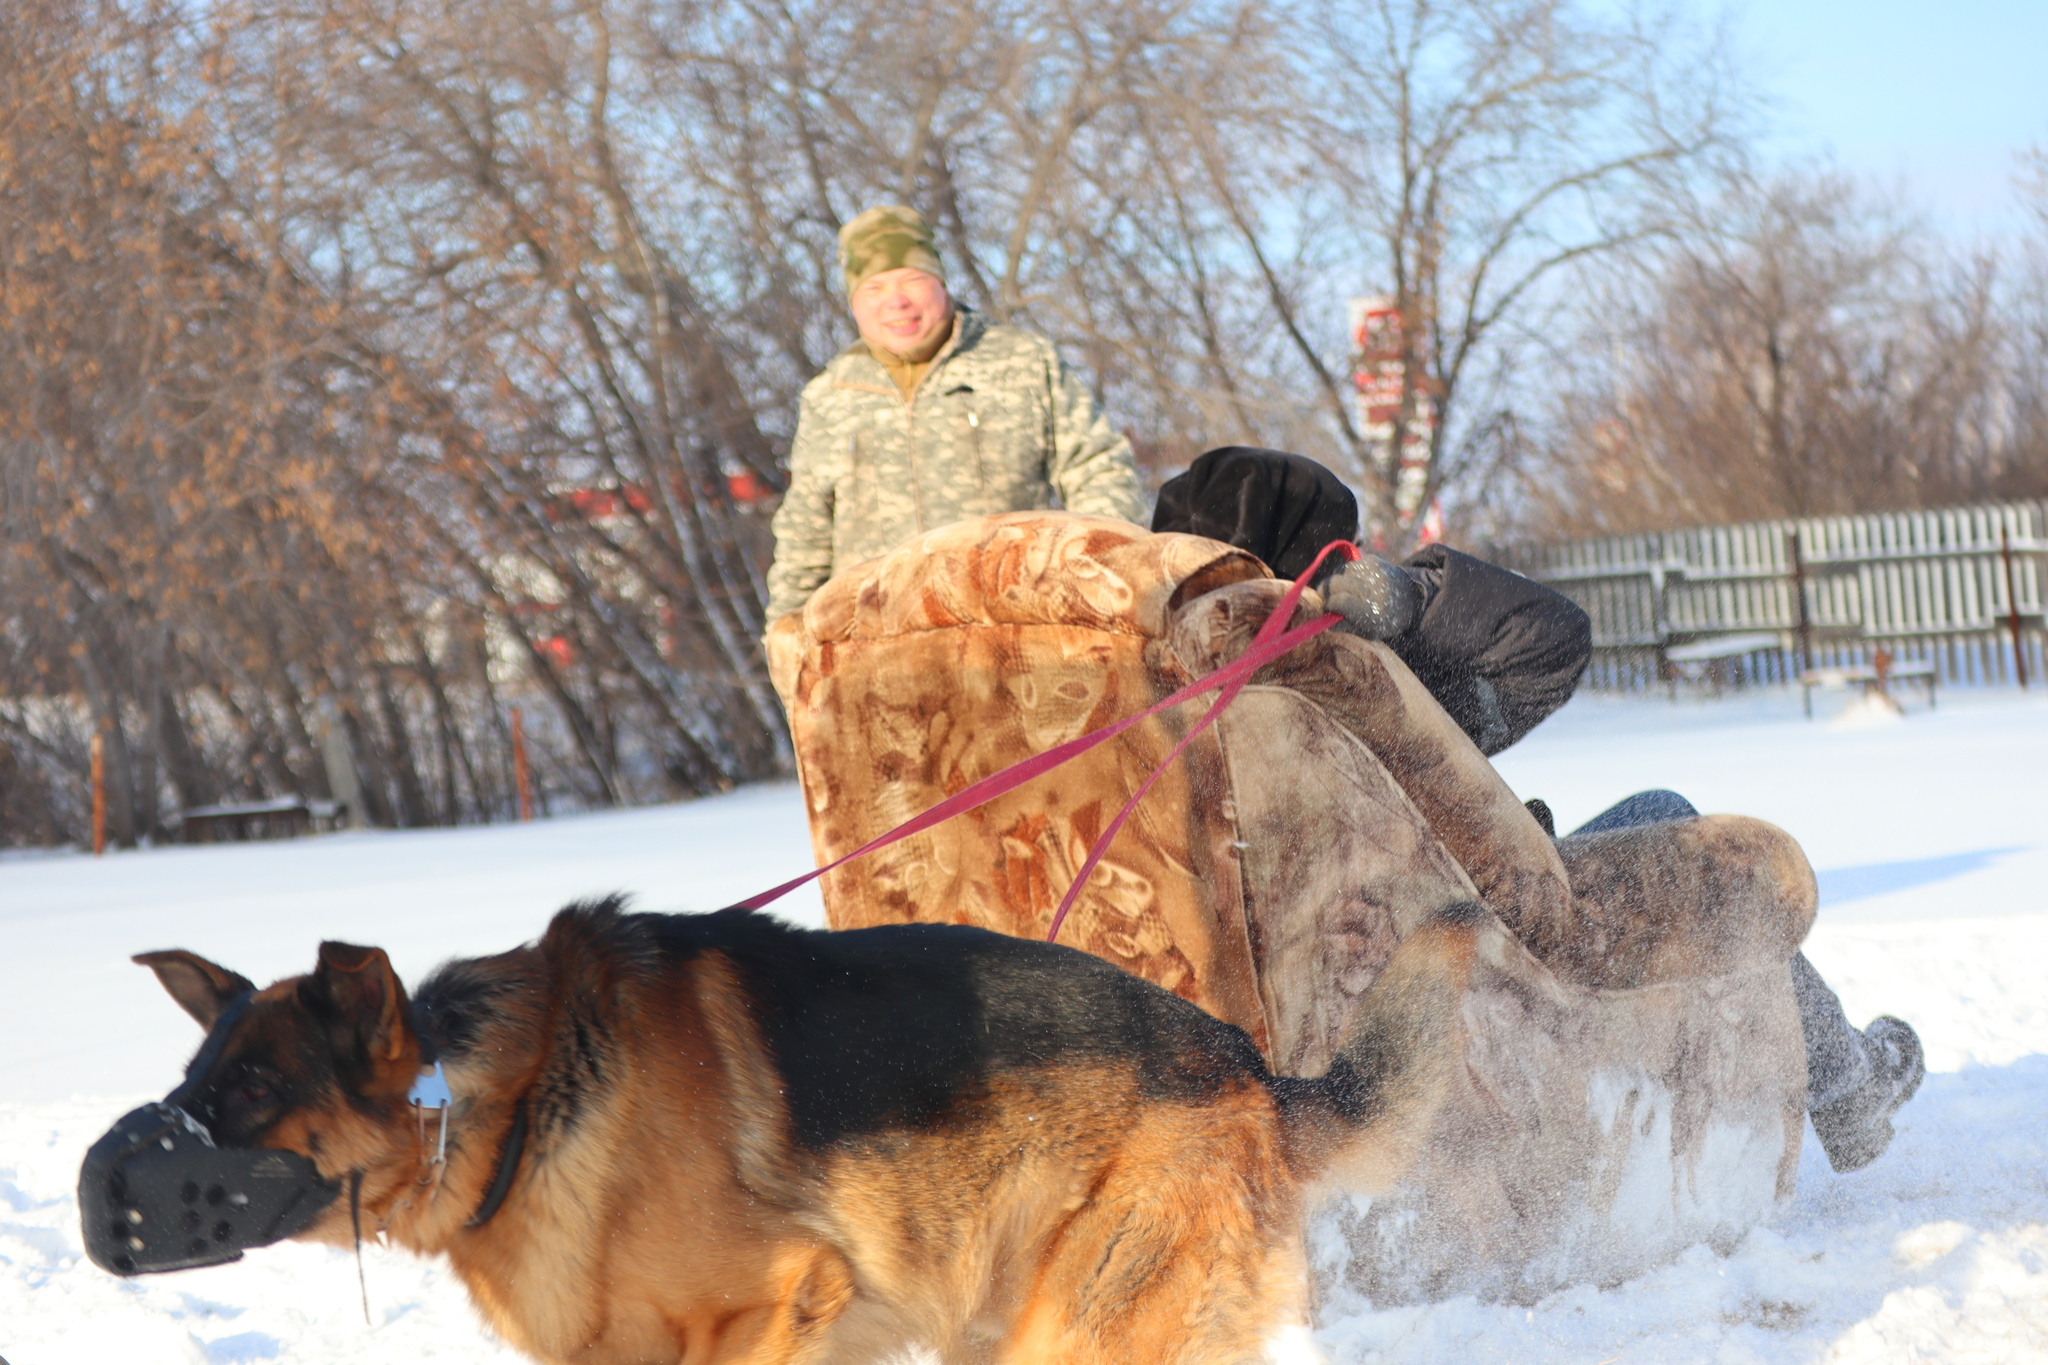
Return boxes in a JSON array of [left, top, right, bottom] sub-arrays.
[[1043, 538, 1356, 942], [730, 540, 1360, 942], [349, 1170, 370, 1325]]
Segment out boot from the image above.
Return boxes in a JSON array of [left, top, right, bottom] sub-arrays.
[[1810, 1016, 1925, 1173]]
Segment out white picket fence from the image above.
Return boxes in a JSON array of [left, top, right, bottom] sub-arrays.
[[1503, 501, 2048, 691]]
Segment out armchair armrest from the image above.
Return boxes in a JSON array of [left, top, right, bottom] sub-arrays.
[[1546, 817, 1818, 990]]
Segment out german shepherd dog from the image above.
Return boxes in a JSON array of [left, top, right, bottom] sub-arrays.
[[88, 898, 1479, 1364]]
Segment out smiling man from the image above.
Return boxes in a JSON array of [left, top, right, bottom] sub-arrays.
[[764, 205, 1144, 622]]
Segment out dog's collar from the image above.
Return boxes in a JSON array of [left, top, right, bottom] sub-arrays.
[[408, 1062, 453, 1170], [405, 1058, 528, 1231], [465, 1097, 529, 1229]]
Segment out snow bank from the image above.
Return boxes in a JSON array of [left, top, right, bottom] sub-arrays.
[[4, 689, 2045, 1363]]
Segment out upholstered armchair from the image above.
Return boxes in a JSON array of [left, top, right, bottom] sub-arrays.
[[767, 513, 1815, 1305]]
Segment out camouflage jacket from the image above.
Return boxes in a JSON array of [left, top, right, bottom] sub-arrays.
[[765, 308, 1144, 620]]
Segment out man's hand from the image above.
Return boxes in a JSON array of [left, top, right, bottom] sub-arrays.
[[1325, 556, 1424, 640]]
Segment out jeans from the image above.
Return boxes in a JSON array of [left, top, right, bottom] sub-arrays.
[[1570, 791, 1870, 1109]]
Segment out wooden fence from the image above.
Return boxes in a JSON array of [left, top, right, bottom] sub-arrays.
[[1502, 501, 2048, 692]]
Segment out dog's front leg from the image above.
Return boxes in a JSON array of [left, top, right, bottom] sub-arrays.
[[670, 1243, 859, 1365]]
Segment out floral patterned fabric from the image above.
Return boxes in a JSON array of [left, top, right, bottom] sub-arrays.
[[767, 513, 1276, 1049]]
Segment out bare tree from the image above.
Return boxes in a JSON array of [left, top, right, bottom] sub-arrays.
[[0, 0, 524, 844], [0, 0, 1787, 846], [1516, 168, 2048, 538], [1194, 0, 1747, 543]]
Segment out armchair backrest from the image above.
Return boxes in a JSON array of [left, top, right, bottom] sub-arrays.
[[767, 513, 1280, 1050]]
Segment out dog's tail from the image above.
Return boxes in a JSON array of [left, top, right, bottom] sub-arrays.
[[1272, 900, 1483, 1194]]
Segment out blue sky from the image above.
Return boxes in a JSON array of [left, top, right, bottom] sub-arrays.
[[1720, 0, 2048, 237]]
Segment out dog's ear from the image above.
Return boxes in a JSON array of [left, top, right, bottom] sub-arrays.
[[303, 941, 413, 1066], [133, 951, 256, 1029]]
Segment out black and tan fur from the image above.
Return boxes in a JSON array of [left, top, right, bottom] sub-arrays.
[[128, 898, 1479, 1364]]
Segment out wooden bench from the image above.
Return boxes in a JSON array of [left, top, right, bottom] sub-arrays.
[[1662, 631, 1784, 698], [178, 797, 347, 843], [1800, 652, 1937, 714]]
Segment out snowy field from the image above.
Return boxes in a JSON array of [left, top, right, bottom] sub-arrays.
[[3, 685, 2045, 1364]]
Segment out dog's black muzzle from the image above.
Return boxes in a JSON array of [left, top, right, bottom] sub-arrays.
[[79, 1102, 339, 1276]]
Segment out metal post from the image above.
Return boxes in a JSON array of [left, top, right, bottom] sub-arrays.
[[2003, 527, 2030, 689], [1788, 530, 1814, 717], [90, 733, 106, 856], [512, 707, 534, 821]]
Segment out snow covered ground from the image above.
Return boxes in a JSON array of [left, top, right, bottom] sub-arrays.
[[3, 685, 2044, 1363]]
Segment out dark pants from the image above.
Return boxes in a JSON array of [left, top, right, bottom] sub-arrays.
[[1571, 791, 1870, 1109]]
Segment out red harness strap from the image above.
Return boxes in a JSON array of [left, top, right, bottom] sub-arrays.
[[728, 540, 1361, 943]]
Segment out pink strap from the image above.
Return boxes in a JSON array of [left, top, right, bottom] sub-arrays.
[[728, 541, 1361, 926], [1043, 538, 1357, 941]]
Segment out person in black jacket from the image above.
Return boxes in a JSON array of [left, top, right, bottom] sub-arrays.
[[1151, 445, 1590, 755], [1152, 445, 1924, 1173]]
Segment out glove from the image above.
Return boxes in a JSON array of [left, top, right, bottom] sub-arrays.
[[1324, 555, 1424, 640]]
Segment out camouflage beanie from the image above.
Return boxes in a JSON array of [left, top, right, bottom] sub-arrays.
[[839, 205, 945, 294]]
